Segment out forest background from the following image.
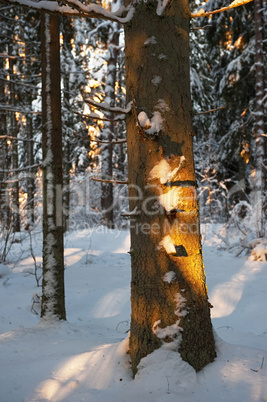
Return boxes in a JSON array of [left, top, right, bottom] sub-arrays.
[[0, 0, 266, 266]]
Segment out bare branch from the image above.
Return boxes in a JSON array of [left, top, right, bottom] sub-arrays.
[[73, 110, 126, 122], [0, 5, 13, 10], [90, 177, 128, 184], [0, 163, 41, 174], [0, 53, 17, 59], [192, 25, 212, 30], [0, 135, 41, 143], [0, 77, 40, 89], [194, 106, 226, 116], [191, 0, 253, 18], [72, 131, 126, 144], [0, 104, 41, 115]]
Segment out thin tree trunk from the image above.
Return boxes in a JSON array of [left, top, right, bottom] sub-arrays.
[[62, 21, 72, 233], [9, 56, 20, 232], [116, 48, 127, 180], [0, 56, 8, 227], [63, 140, 71, 232], [124, 0, 216, 375], [62, 72, 71, 233], [41, 11, 66, 320], [253, 0, 266, 236], [25, 38, 36, 228], [26, 111, 35, 226], [101, 24, 119, 229]]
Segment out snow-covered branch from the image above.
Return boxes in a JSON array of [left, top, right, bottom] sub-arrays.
[[87, 21, 112, 43], [90, 138, 127, 144], [5, 0, 135, 23], [85, 99, 132, 114], [191, 0, 253, 18]]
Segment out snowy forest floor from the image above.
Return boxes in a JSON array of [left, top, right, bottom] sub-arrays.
[[0, 224, 267, 402]]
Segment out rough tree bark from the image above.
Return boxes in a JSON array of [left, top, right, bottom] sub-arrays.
[[124, 0, 216, 375], [41, 11, 66, 320]]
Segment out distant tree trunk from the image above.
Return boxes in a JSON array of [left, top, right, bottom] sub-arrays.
[[26, 111, 35, 226], [41, 11, 66, 320], [0, 56, 7, 227], [9, 56, 20, 232], [117, 131, 126, 180], [62, 71, 71, 233], [238, 132, 248, 204], [253, 0, 266, 236], [116, 49, 127, 180], [101, 23, 119, 229], [62, 21, 72, 233], [25, 39, 36, 228], [63, 139, 71, 233], [124, 0, 216, 375]]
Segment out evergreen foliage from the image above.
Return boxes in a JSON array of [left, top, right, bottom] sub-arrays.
[[191, 0, 266, 226]]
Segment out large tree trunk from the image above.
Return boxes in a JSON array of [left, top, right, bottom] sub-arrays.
[[41, 11, 66, 320], [124, 0, 216, 375]]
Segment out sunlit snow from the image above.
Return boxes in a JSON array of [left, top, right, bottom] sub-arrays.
[[0, 225, 267, 401]]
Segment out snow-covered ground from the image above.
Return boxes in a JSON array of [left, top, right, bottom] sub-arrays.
[[0, 224, 266, 402]]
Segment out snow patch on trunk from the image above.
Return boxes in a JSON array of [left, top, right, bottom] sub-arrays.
[[158, 235, 176, 254], [144, 36, 157, 45], [151, 76, 162, 86], [163, 270, 176, 283], [158, 187, 183, 212], [138, 111, 163, 135], [152, 293, 187, 347]]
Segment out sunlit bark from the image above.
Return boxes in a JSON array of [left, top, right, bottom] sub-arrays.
[[124, 0, 216, 375]]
